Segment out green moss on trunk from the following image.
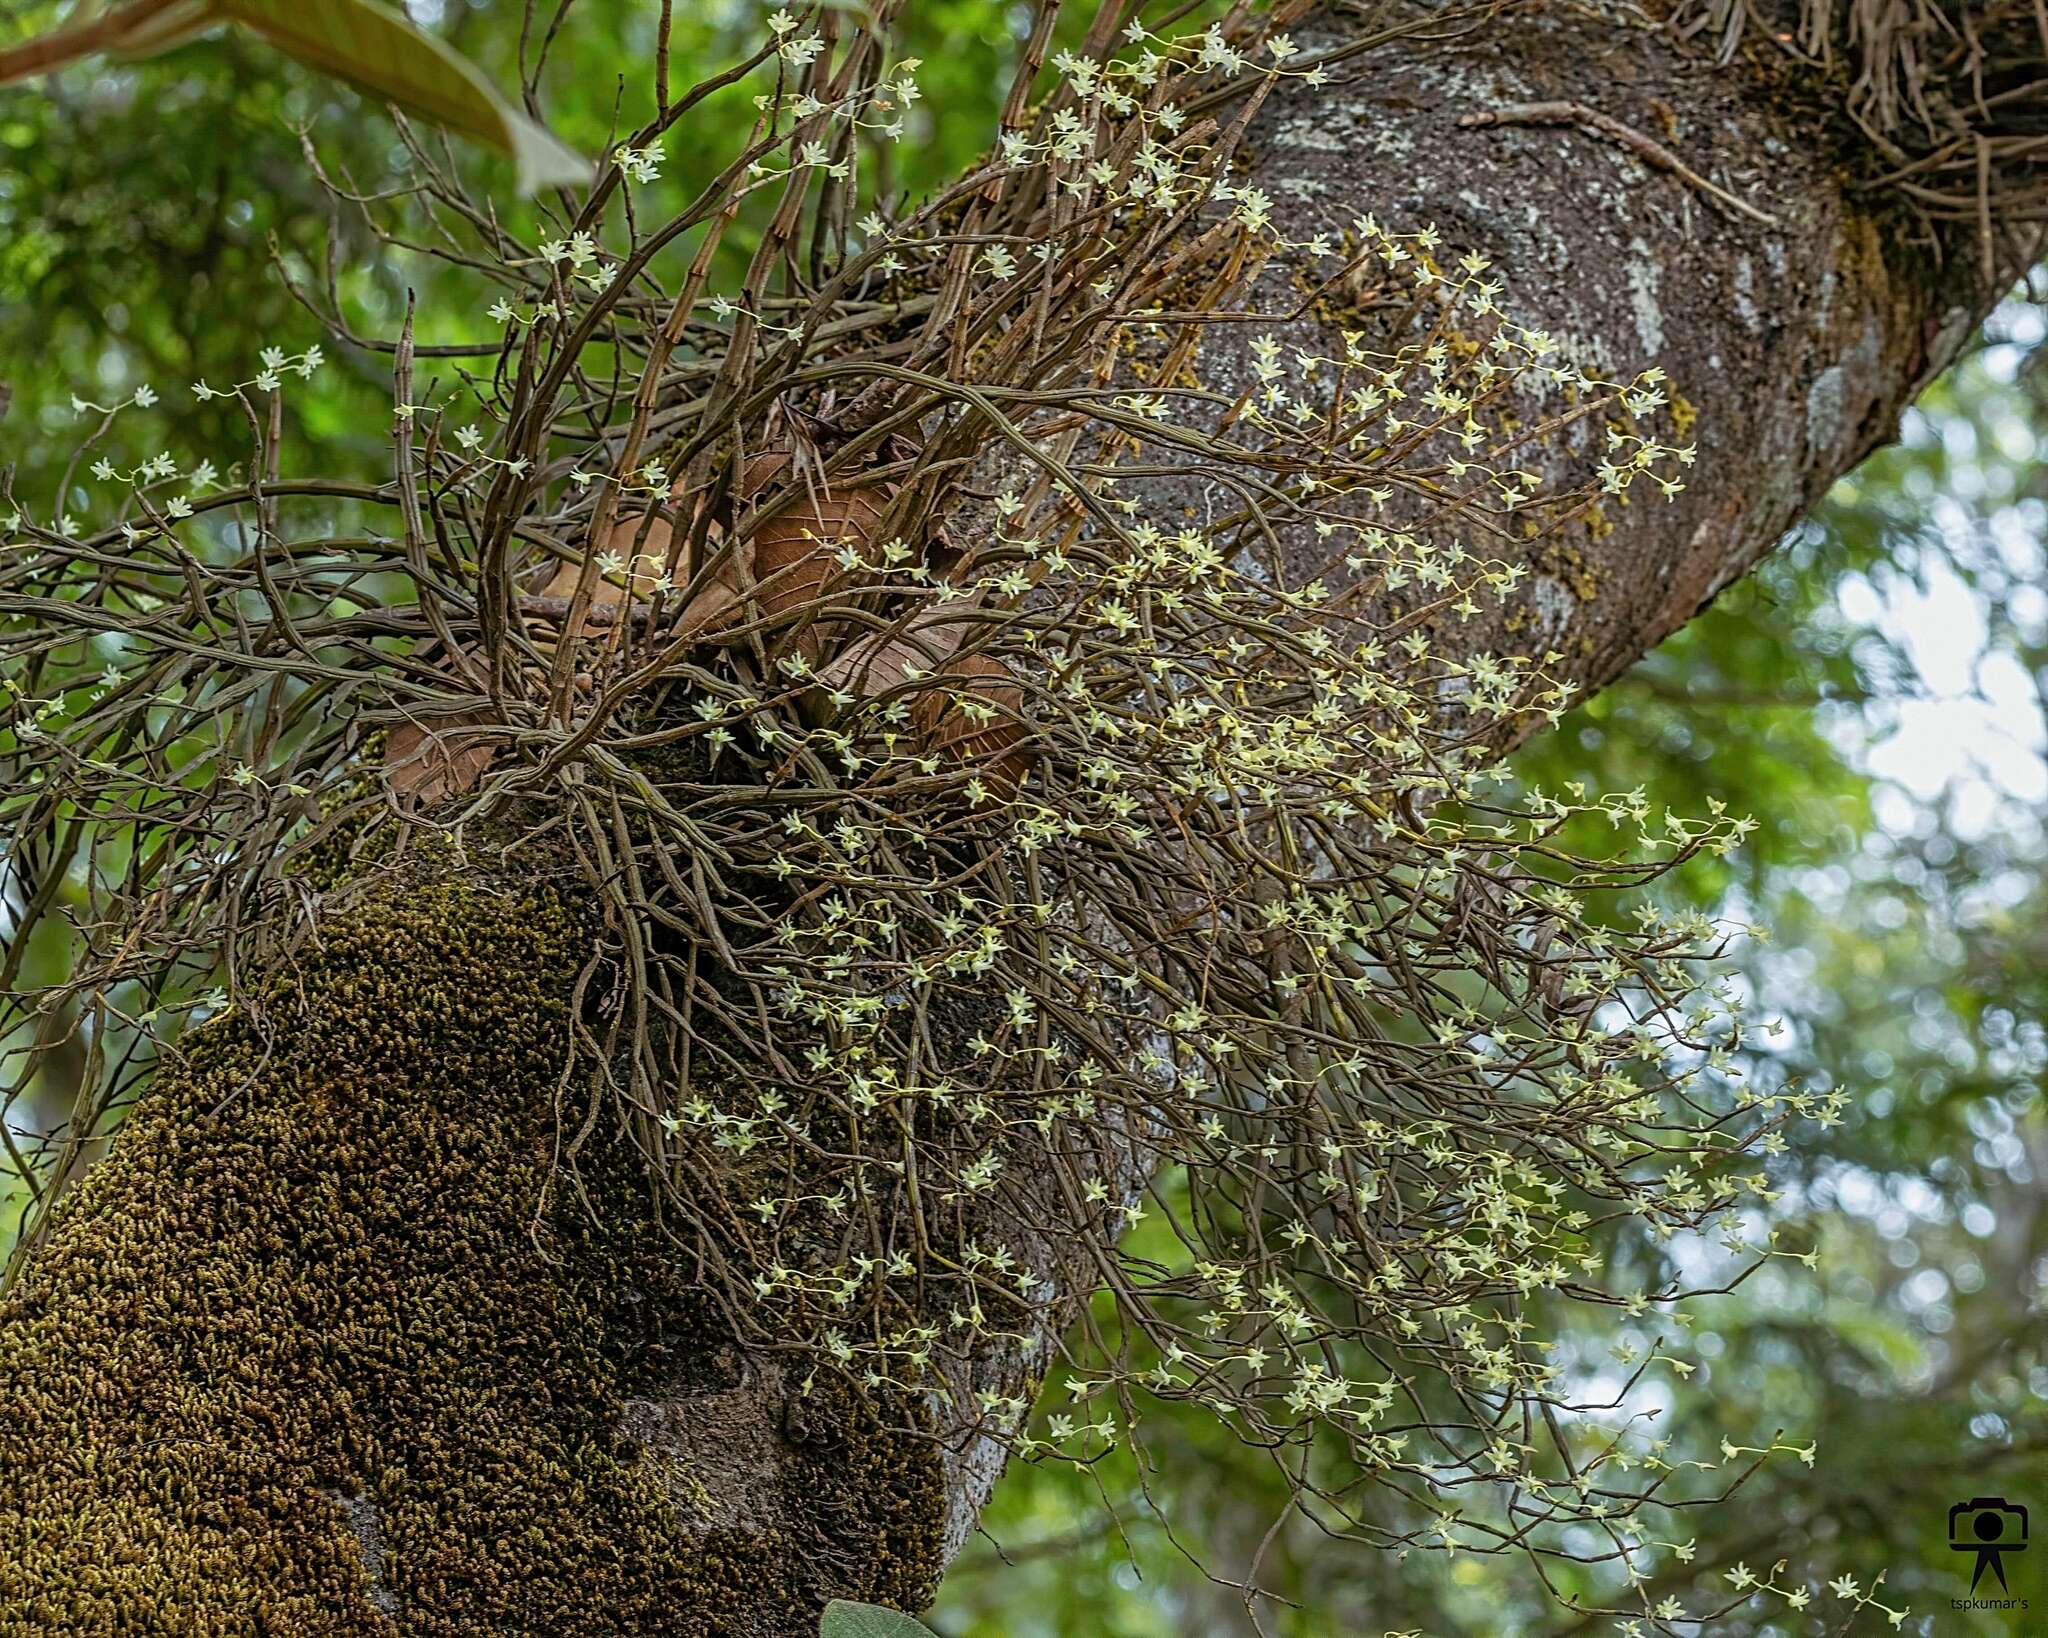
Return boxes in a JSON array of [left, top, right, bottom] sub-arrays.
[[0, 870, 943, 1634]]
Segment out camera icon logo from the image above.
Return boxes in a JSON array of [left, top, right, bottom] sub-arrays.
[[1949, 1496, 2028, 1593]]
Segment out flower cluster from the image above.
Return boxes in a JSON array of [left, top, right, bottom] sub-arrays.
[[0, 8, 1887, 1633]]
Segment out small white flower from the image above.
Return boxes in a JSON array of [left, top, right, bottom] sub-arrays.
[[614, 144, 661, 183]]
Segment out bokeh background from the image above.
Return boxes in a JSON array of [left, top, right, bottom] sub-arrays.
[[3, 2, 2041, 1631]]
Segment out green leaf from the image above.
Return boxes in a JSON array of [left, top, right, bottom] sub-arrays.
[[819, 1600, 941, 1638], [95, 0, 218, 60], [0, 0, 584, 193], [216, 0, 585, 191], [0, 0, 207, 83]]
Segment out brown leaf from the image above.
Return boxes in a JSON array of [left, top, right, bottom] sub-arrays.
[[912, 650, 1029, 788], [539, 509, 676, 636], [821, 623, 1031, 792], [699, 448, 894, 644], [535, 449, 896, 652], [386, 716, 493, 804]]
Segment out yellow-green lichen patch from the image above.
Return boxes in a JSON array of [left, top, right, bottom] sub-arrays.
[[0, 868, 943, 1634]]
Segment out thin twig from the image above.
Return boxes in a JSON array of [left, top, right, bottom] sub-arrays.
[[1459, 99, 1782, 228]]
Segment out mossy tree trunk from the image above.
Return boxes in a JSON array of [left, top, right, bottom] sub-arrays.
[[0, 7, 2028, 1634], [0, 874, 944, 1634]]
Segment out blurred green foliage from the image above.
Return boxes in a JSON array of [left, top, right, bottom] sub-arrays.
[[0, 0, 1033, 495], [3, 5, 2043, 1633]]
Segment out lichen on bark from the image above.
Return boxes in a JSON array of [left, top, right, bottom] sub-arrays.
[[0, 863, 944, 1633]]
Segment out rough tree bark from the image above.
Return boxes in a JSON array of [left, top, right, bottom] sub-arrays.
[[0, 5, 2023, 1634]]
